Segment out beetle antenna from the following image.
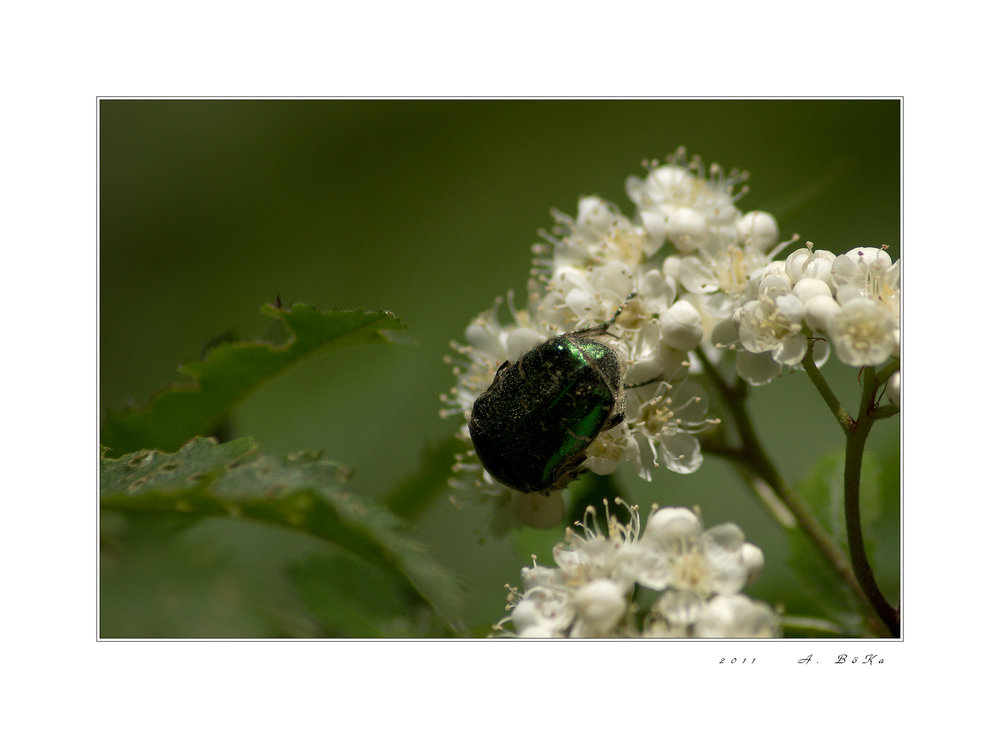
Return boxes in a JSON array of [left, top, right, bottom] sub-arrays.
[[597, 291, 638, 331]]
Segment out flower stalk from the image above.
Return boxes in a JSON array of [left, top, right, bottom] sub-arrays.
[[801, 337, 853, 432], [695, 347, 890, 634], [802, 347, 899, 636], [842, 367, 900, 636]]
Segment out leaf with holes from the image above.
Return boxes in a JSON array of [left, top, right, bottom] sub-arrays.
[[101, 303, 406, 456], [100, 437, 464, 633]]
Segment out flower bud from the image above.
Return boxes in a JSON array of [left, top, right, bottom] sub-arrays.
[[739, 210, 779, 251], [660, 300, 704, 351], [664, 207, 709, 252]]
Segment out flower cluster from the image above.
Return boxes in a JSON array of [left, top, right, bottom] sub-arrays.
[[494, 499, 779, 638], [712, 243, 901, 385], [441, 151, 754, 511], [442, 148, 901, 521]]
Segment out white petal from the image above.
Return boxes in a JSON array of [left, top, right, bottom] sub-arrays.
[[639, 268, 675, 306], [520, 586, 574, 631], [631, 542, 674, 590], [572, 580, 627, 635], [693, 594, 779, 638], [576, 196, 616, 236], [465, 322, 503, 356], [735, 350, 781, 385], [710, 315, 739, 348], [644, 507, 702, 548], [653, 589, 705, 626], [741, 543, 765, 585], [659, 432, 703, 474], [836, 284, 865, 305], [637, 210, 667, 251], [565, 287, 598, 320], [593, 260, 634, 303], [804, 294, 841, 334], [670, 381, 709, 423], [704, 522, 745, 552], [793, 277, 832, 303], [775, 293, 805, 325], [773, 333, 807, 365], [511, 598, 542, 632], [504, 327, 545, 361], [784, 247, 813, 282]]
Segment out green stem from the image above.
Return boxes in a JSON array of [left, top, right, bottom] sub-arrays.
[[843, 368, 900, 636], [695, 348, 885, 633], [801, 340, 854, 431], [802, 348, 899, 636], [869, 404, 900, 422], [875, 358, 900, 386]]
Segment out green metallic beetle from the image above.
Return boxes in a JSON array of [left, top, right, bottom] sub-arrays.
[[468, 303, 632, 494]]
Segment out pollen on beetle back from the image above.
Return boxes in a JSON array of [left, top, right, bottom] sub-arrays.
[[468, 328, 625, 495]]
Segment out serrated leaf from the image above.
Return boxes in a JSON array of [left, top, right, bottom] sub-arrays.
[[101, 437, 464, 634], [101, 303, 407, 456]]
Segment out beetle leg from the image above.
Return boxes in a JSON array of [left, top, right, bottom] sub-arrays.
[[605, 410, 625, 429], [623, 374, 663, 390]]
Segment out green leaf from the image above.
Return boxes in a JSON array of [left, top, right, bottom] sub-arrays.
[[798, 449, 882, 556], [784, 448, 883, 633], [100, 437, 464, 634], [101, 303, 407, 456], [288, 552, 442, 637]]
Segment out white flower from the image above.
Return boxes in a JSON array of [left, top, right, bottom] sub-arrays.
[[625, 151, 746, 256], [631, 507, 763, 596], [551, 500, 643, 590], [831, 247, 900, 318], [540, 196, 656, 277], [625, 379, 714, 477], [494, 501, 778, 639], [712, 264, 830, 385], [692, 594, 781, 638], [494, 500, 641, 637], [716, 241, 899, 379], [734, 271, 809, 366], [647, 589, 705, 634], [829, 297, 897, 367], [798, 245, 901, 368], [625, 150, 792, 323]]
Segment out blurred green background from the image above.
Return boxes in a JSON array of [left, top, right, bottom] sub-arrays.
[[100, 99, 900, 637]]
